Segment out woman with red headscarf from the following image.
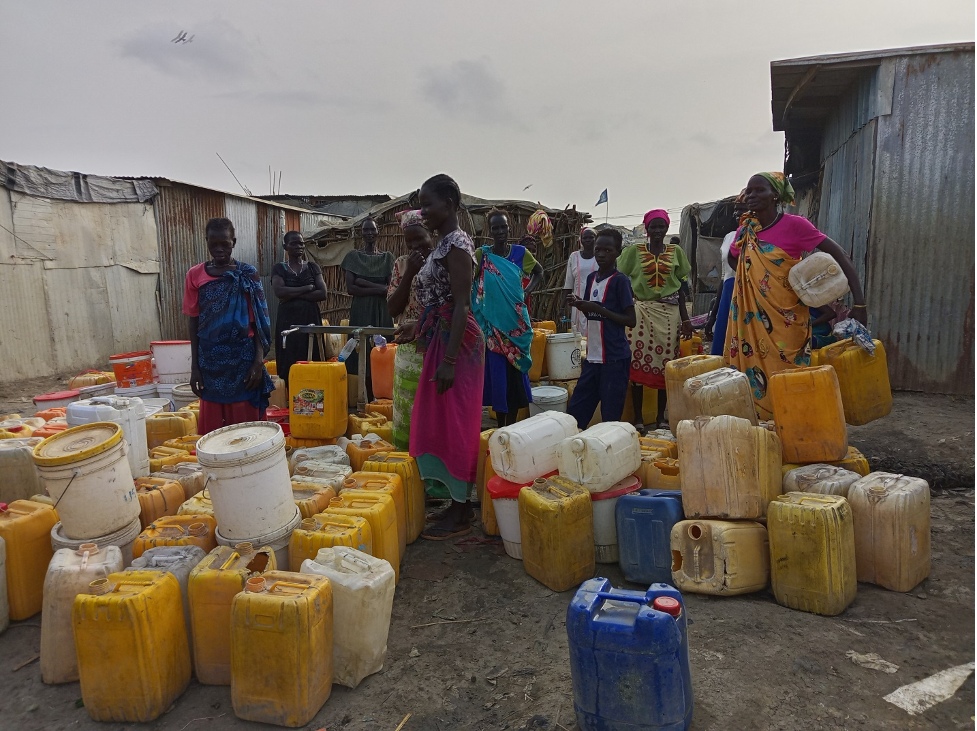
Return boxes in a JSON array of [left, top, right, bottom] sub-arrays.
[[616, 209, 691, 432]]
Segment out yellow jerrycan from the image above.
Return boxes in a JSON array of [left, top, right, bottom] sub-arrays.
[[770, 366, 848, 464], [323, 493, 400, 583], [0, 499, 58, 620], [363, 452, 425, 544], [343, 472, 407, 558], [518, 476, 595, 592], [347, 411, 386, 439], [366, 398, 394, 420], [782, 445, 870, 478], [187, 542, 277, 685], [230, 571, 333, 727], [289, 514, 373, 571], [670, 520, 769, 595], [812, 338, 892, 426], [289, 361, 348, 439], [290, 480, 337, 519], [72, 571, 190, 722], [134, 476, 186, 529], [132, 514, 217, 559], [476, 429, 496, 506], [768, 493, 856, 615], [664, 354, 724, 433], [481, 449, 500, 536], [346, 438, 395, 472], [145, 412, 195, 449]]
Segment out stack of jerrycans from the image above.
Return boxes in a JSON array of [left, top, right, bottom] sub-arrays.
[[767, 365, 859, 615], [188, 542, 277, 685], [672, 415, 780, 595]]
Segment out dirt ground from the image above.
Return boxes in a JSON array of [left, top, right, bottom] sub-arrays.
[[1, 376, 973, 731]]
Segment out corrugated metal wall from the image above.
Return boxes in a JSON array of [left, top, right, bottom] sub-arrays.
[[868, 51, 975, 393]]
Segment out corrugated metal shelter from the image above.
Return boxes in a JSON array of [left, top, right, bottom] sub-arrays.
[[771, 42, 975, 394], [0, 160, 342, 383]]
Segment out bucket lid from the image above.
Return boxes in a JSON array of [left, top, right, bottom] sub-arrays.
[[150, 340, 191, 346], [546, 332, 579, 343], [197, 421, 284, 463], [171, 383, 195, 395], [530, 386, 568, 403], [487, 471, 556, 499], [34, 390, 81, 403], [591, 475, 641, 501], [33, 422, 123, 466], [110, 350, 152, 360]]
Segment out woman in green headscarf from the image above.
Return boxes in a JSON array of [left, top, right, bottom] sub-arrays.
[[724, 172, 867, 420]]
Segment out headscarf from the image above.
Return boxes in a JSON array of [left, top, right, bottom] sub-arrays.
[[396, 209, 425, 230], [526, 209, 553, 249], [580, 226, 597, 238], [642, 209, 670, 228], [733, 172, 793, 256], [757, 172, 795, 206]]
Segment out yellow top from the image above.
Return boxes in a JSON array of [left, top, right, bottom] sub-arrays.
[[32, 422, 123, 466]]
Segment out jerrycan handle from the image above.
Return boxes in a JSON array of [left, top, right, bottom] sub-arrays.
[[336, 551, 372, 573], [591, 592, 682, 617]]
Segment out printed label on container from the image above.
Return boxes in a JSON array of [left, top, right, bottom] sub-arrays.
[[293, 389, 325, 416], [571, 349, 582, 367]]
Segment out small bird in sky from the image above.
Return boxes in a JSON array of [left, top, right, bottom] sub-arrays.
[[523, 184, 533, 191], [171, 30, 194, 44]]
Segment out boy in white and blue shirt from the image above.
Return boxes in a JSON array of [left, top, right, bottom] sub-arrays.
[[565, 229, 636, 429]]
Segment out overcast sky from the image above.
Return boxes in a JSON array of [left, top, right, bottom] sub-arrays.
[[1, 1, 973, 229]]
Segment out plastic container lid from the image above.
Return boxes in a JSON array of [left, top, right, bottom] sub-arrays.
[[487, 471, 557, 499], [591, 475, 642, 501], [196, 421, 284, 463], [34, 390, 81, 403], [110, 350, 152, 360], [33, 422, 123, 466], [653, 596, 682, 617], [150, 340, 191, 346], [546, 332, 579, 343]]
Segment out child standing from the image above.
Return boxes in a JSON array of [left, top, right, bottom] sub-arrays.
[[565, 229, 636, 429], [563, 226, 600, 336]]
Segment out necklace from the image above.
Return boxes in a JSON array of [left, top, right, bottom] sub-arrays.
[[287, 258, 305, 275]]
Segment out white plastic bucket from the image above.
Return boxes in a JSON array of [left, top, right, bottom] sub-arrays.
[[545, 333, 582, 381], [171, 384, 197, 411], [528, 386, 569, 416], [78, 382, 115, 399], [51, 517, 142, 568], [196, 421, 295, 540], [151, 341, 193, 384], [140, 398, 172, 417], [33, 390, 81, 410], [590, 475, 641, 564], [34, 423, 139, 540], [492, 497, 523, 560], [215, 508, 300, 571], [66, 397, 150, 478], [114, 383, 157, 400]]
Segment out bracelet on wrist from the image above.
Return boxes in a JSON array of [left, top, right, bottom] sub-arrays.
[[442, 355, 457, 365], [852, 304, 867, 309]]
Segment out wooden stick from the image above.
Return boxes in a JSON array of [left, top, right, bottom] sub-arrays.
[[394, 712, 412, 731], [13, 653, 39, 671], [410, 617, 488, 629]]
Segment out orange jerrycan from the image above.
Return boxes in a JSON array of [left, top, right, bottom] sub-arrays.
[[289, 361, 348, 439], [72, 571, 190, 722], [362, 452, 425, 544], [132, 514, 217, 559], [813, 338, 892, 426], [771, 366, 848, 463], [476, 429, 496, 506], [346, 438, 395, 472], [188, 542, 277, 685], [768, 493, 856, 616], [134, 476, 186, 529], [343, 473, 406, 558], [162, 434, 200, 452], [323, 493, 399, 582], [528, 329, 548, 382], [290, 480, 337, 519], [0, 499, 58, 620], [370, 341, 397, 400], [366, 398, 393, 420], [519, 476, 595, 592], [153, 462, 206, 498], [230, 571, 333, 727], [288, 514, 373, 571]]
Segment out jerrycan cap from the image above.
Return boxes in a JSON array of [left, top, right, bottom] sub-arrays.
[[653, 596, 681, 617], [0, 503, 7, 513], [245, 576, 266, 593]]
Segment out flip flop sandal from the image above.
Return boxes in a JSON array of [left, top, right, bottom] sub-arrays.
[[420, 523, 472, 541], [426, 506, 475, 524]]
